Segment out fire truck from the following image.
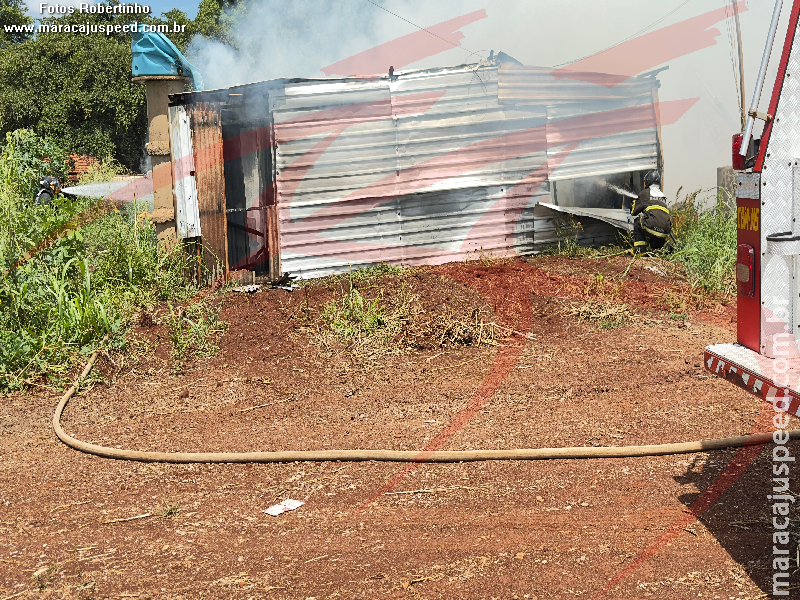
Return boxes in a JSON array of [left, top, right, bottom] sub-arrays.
[[706, 0, 800, 411]]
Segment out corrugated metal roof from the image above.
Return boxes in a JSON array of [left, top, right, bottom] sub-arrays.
[[537, 203, 633, 231]]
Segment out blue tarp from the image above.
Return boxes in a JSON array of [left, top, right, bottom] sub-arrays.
[[131, 27, 203, 89]]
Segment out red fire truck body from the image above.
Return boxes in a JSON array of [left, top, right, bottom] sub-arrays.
[[705, 0, 800, 413]]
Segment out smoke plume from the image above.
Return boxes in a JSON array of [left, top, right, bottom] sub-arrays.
[[186, 0, 387, 90]]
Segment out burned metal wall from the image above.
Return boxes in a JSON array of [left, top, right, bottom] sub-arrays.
[[532, 204, 621, 253], [221, 118, 274, 275], [174, 61, 663, 280]]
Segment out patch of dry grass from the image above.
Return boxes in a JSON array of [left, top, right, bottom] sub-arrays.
[[564, 300, 633, 329], [307, 271, 501, 360]]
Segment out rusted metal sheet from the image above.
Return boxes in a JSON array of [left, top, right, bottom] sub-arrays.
[[190, 102, 228, 280]]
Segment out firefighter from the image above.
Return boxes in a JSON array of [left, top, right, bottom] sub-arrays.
[[629, 170, 671, 253], [34, 176, 61, 205]]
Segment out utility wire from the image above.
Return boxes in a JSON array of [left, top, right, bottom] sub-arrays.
[[553, 0, 694, 68], [363, 0, 488, 63]]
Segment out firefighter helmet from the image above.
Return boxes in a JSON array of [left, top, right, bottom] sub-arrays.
[[644, 170, 661, 187]]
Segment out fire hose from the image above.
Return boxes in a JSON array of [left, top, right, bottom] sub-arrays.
[[54, 344, 800, 463]]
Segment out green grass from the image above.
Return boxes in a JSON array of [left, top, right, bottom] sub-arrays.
[[539, 186, 737, 296], [669, 187, 737, 294], [164, 296, 227, 361], [0, 129, 201, 392], [323, 287, 388, 340], [319, 270, 413, 353]]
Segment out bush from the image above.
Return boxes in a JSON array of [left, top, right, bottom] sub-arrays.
[[670, 187, 737, 294], [0, 129, 70, 197], [0, 129, 198, 391]]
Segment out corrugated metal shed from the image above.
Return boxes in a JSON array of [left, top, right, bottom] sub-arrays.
[[171, 58, 664, 279]]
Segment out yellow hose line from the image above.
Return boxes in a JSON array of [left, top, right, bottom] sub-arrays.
[[53, 344, 800, 463]]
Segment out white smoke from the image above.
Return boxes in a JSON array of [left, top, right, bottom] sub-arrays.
[[186, 0, 389, 90]]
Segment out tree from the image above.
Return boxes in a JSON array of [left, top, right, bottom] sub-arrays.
[[162, 0, 237, 53], [0, 0, 238, 170], [0, 0, 33, 47], [0, 10, 148, 169]]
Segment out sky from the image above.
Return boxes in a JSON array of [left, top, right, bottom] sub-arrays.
[[23, 0, 792, 194]]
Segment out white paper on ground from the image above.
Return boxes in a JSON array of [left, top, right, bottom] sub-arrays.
[[263, 499, 304, 517]]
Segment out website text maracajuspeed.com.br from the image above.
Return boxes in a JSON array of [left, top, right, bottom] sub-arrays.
[[4, 3, 185, 36]]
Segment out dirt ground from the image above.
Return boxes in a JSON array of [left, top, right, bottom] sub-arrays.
[[1, 255, 797, 599]]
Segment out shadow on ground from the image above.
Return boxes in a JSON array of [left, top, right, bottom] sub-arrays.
[[674, 440, 800, 595]]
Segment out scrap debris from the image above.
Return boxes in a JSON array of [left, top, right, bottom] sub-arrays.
[[232, 284, 262, 294], [644, 265, 667, 277], [271, 272, 299, 292]]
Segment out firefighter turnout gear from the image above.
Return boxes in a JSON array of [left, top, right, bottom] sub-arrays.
[[631, 184, 671, 251], [35, 176, 61, 205]]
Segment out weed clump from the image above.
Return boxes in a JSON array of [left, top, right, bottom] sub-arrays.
[[670, 187, 736, 294], [0, 129, 200, 391], [316, 272, 416, 359], [163, 296, 227, 362], [312, 266, 500, 360]]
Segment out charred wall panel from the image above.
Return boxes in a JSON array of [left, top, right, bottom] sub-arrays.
[[221, 120, 247, 270], [222, 109, 277, 277], [190, 102, 228, 280]]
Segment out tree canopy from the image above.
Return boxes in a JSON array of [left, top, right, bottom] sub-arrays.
[[163, 0, 237, 53], [0, 0, 235, 170], [0, 0, 33, 47]]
